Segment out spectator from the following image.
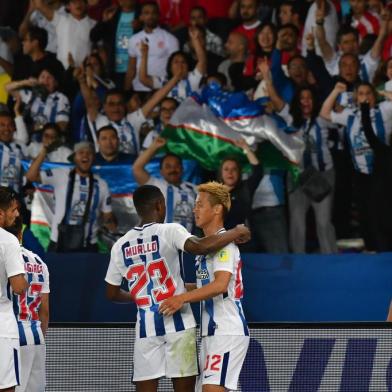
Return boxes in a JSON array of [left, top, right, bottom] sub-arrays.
[[78, 66, 184, 155], [0, 111, 27, 193], [315, 7, 390, 83], [185, 6, 224, 57], [142, 97, 178, 149], [374, 56, 392, 93], [133, 136, 196, 232], [6, 66, 70, 135], [26, 141, 116, 252], [13, 26, 65, 82], [139, 28, 206, 101], [277, 23, 300, 67], [34, 0, 96, 69], [301, 0, 338, 57], [347, 0, 380, 39], [278, 1, 302, 30], [278, 86, 337, 253], [19, 0, 65, 54], [361, 99, 392, 251], [95, 125, 134, 164], [218, 32, 247, 90], [232, 0, 261, 55], [124, 1, 179, 91], [218, 138, 263, 231], [321, 81, 392, 249], [24, 123, 72, 162], [90, 0, 138, 87]]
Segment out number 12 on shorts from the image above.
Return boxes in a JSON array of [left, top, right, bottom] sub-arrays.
[[126, 258, 176, 308], [204, 354, 222, 372]]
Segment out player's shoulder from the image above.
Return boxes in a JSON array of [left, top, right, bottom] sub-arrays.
[[213, 242, 239, 262], [0, 228, 20, 246]]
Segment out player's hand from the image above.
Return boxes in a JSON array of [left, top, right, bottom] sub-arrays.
[[257, 57, 270, 81], [159, 296, 184, 316], [334, 82, 347, 94], [315, 0, 326, 22], [233, 224, 251, 244], [305, 32, 315, 51], [233, 137, 250, 151], [26, 77, 39, 87]]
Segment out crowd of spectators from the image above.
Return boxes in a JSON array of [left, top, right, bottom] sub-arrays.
[[0, 0, 392, 253]]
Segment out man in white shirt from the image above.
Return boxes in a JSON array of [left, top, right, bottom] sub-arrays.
[[33, 0, 96, 69], [133, 137, 197, 233], [124, 2, 179, 91], [0, 187, 28, 392], [26, 142, 116, 252]]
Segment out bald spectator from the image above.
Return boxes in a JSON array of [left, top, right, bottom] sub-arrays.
[[218, 32, 248, 90]]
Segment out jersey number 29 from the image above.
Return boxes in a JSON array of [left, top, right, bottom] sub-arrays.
[[126, 258, 176, 308]]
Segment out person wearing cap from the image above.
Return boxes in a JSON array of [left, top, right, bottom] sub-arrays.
[[6, 66, 70, 135], [95, 125, 134, 165], [26, 141, 116, 252]]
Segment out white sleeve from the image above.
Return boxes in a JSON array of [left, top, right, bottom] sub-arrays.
[[166, 223, 193, 251], [0, 39, 13, 64], [14, 116, 29, 145], [126, 109, 146, 133], [3, 239, 25, 278], [54, 94, 70, 123], [41, 262, 50, 293], [212, 244, 235, 274], [330, 109, 352, 126], [362, 51, 379, 83], [128, 36, 138, 58], [166, 33, 179, 55], [19, 89, 33, 105], [99, 179, 112, 214], [152, 76, 164, 89], [41, 167, 67, 187], [324, 52, 339, 75], [188, 68, 203, 91], [51, 10, 62, 27], [105, 244, 125, 286]]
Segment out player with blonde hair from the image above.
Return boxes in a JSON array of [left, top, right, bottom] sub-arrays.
[[160, 181, 249, 392]]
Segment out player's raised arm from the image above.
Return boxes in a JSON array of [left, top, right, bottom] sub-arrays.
[[184, 224, 250, 255]]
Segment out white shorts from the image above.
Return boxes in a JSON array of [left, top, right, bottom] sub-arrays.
[[197, 335, 250, 391], [16, 344, 46, 392], [133, 328, 198, 382], [0, 337, 20, 389]]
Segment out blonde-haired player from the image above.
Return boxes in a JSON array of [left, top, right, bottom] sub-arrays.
[[160, 181, 249, 392]]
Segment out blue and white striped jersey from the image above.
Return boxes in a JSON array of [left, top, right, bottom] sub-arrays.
[[0, 142, 25, 192], [196, 230, 248, 337], [331, 102, 392, 174], [12, 247, 50, 346], [106, 222, 196, 338]]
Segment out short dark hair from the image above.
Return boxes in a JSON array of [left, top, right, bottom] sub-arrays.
[[287, 54, 306, 68], [133, 185, 164, 215], [104, 89, 125, 104], [42, 122, 61, 136], [337, 25, 359, 44], [97, 125, 118, 138], [160, 153, 182, 169], [161, 97, 179, 108], [339, 52, 360, 69], [278, 23, 299, 37], [0, 187, 18, 211], [0, 111, 13, 120], [141, 1, 159, 12], [27, 26, 48, 50]]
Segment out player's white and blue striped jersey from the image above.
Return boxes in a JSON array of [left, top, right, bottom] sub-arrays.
[[146, 177, 197, 233], [195, 231, 249, 337], [0, 142, 25, 192], [12, 247, 50, 346], [331, 102, 392, 174], [105, 222, 196, 338]]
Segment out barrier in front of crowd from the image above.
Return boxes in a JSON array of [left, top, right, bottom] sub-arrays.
[[45, 252, 392, 322]]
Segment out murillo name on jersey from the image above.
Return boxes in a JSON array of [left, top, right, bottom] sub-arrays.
[[24, 263, 43, 274], [124, 240, 158, 258]]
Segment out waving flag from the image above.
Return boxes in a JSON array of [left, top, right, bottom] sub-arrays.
[[22, 159, 201, 251], [162, 83, 304, 173]]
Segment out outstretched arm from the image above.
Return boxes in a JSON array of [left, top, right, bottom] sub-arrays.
[[320, 82, 346, 121]]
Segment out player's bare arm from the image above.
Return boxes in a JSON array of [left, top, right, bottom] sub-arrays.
[[39, 293, 49, 336], [159, 271, 232, 316], [106, 283, 133, 303], [184, 225, 250, 255], [9, 273, 28, 295]]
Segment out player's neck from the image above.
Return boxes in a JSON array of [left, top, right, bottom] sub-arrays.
[[139, 215, 158, 226], [202, 221, 224, 236]]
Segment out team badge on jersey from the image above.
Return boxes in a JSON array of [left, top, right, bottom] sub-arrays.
[[218, 250, 229, 262]]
